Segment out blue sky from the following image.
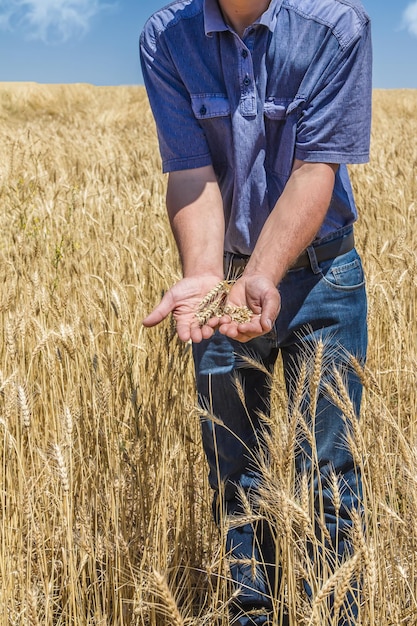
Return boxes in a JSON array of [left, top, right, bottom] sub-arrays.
[[0, 0, 416, 88]]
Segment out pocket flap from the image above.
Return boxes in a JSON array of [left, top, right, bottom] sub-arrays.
[[191, 94, 230, 119]]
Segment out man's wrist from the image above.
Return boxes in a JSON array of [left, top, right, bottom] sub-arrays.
[[182, 265, 224, 280], [242, 258, 285, 286]]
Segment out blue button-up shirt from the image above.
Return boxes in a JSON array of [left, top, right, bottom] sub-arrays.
[[140, 0, 372, 254]]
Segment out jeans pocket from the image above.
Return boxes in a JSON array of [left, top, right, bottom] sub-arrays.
[[319, 249, 365, 292]]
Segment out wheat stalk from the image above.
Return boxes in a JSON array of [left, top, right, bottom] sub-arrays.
[[0, 84, 415, 626]]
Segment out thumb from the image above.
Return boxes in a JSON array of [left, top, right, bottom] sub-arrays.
[[142, 291, 175, 327], [258, 288, 281, 331]]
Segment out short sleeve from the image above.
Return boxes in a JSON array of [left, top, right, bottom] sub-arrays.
[[295, 20, 372, 164], [139, 25, 212, 173]]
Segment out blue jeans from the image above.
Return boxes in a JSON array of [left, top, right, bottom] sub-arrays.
[[192, 228, 367, 625]]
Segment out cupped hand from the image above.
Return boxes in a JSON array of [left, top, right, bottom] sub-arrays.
[[215, 274, 281, 342], [142, 275, 224, 343]]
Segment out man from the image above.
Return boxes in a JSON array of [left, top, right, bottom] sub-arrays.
[[140, 0, 372, 623]]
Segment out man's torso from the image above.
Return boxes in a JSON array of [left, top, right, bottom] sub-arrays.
[[140, 0, 372, 254]]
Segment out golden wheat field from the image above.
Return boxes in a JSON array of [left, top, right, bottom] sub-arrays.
[[0, 82, 416, 625]]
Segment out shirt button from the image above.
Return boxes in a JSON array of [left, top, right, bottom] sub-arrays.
[[243, 76, 251, 87], [242, 49, 248, 58], [199, 105, 207, 116]]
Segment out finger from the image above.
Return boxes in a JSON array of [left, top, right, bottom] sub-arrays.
[[201, 324, 216, 340], [206, 316, 221, 329], [178, 318, 211, 343], [218, 324, 235, 337], [218, 320, 240, 338], [258, 291, 281, 332], [174, 317, 195, 342], [236, 316, 266, 335], [218, 317, 266, 342], [219, 325, 253, 342], [189, 323, 207, 344], [142, 291, 175, 327]]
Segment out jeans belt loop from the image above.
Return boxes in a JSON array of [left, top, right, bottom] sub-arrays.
[[306, 246, 321, 275]]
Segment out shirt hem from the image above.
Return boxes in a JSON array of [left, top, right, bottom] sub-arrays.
[[295, 149, 369, 164], [162, 154, 213, 173]]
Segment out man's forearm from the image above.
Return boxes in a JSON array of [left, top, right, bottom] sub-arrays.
[[167, 166, 225, 278], [244, 160, 338, 285]]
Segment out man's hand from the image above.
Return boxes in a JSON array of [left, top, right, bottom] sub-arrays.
[[142, 273, 281, 344], [142, 275, 224, 343], [213, 274, 281, 342]]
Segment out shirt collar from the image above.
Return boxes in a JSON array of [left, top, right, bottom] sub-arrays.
[[204, 0, 283, 36]]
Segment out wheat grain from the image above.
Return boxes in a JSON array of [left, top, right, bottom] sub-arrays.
[[195, 280, 254, 325], [52, 443, 70, 495], [309, 554, 359, 626], [152, 570, 185, 626], [26, 587, 40, 626], [309, 339, 324, 419], [17, 384, 31, 429]]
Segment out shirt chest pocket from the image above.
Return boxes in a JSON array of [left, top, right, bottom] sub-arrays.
[[190, 94, 232, 167], [264, 98, 298, 179]]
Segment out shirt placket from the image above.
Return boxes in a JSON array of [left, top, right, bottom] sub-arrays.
[[239, 29, 257, 117], [219, 27, 270, 252]]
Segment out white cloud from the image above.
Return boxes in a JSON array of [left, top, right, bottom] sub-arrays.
[[403, 1, 417, 37], [0, 0, 110, 42]]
